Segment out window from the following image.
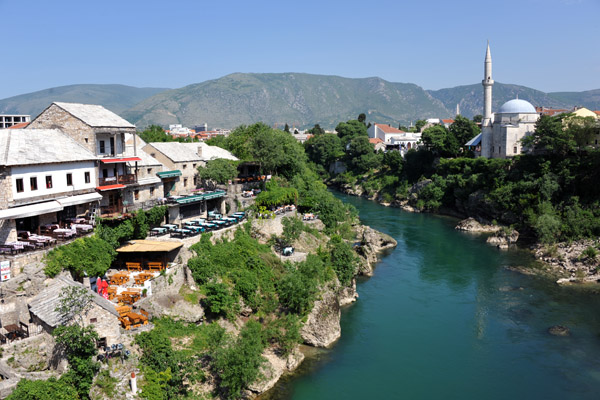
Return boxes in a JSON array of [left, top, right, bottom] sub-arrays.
[[90, 318, 97, 324], [134, 190, 139, 200], [16, 178, 24, 193], [192, 163, 196, 168], [147, 168, 152, 174], [99, 140, 105, 153], [66, 173, 73, 186], [46, 175, 53, 189], [183, 164, 187, 169], [30, 177, 38, 191], [513, 146, 518, 154], [85, 137, 89, 143], [150, 186, 155, 196], [184, 178, 188, 187], [84, 171, 90, 184], [499, 146, 502, 154]]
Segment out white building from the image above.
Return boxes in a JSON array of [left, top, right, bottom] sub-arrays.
[[0, 114, 30, 129], [367, 123, 421, 154], [479, 43, 540, 159], [0, 129, 100, 243]]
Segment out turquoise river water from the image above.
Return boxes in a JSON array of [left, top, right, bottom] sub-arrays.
[[263, 192, 600, 399]]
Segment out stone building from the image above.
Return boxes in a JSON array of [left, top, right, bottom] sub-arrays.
[[27, 102, 141, 216], [0, 129, 100, 243], [123, 134, 164, 211], [28, 275, 121, 346], [142, 142, 237, 198], [479, 43, 540, 159]]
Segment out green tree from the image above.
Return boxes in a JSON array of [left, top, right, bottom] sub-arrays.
[[415, 119, 427, 132], [522, 114, 577, 156], [308, 124, 326, 135], [197, 159, 239, 184], [335, 120, 368, 143], [472, 115, 483, 123], [138, 125, 171, 143], [421, 125, 459, 157], [328, 235, 357, 286], [284, 123, 290, 133], [449, 115, 480, 146], [358, 113, 367, 124], [304, 133, 344, 170], [250, 128, 306, 179], [346, 136, 379, 174]]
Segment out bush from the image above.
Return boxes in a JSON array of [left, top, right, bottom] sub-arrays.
[[7, 378, 79, 400], [44, 236, 116, 278], [212, 320, 267, 399], [204, 283, 238, 319]]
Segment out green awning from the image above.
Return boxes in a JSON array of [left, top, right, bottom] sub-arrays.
[[175, 190, 226, 205], [157, 170, 182, 179]]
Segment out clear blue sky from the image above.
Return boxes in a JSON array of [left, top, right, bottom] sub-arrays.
[[1, 0, 599, 99]]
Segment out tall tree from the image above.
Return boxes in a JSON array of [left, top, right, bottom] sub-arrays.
[[284, 123, 290, 133], [449, 115, 481, 146], [421, 125, 460, 157], [336, 120, 368, 143], [358, 113, 366, 124]]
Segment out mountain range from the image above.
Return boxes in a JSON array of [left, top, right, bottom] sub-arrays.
[[1, 74, 598, 130]]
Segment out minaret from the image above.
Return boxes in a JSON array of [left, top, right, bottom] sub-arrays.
[[482, 41, 494, 124]]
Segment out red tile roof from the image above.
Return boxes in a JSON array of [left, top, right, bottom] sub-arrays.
[[369, 138, 384, 144], [7, 122, 29, 129], [375, 124, 404, 134], [442, 119, 454, 124], [594, 111, 600, 116]]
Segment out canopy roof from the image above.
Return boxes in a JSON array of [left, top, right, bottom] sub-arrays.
[[116, 240, 183, 253]]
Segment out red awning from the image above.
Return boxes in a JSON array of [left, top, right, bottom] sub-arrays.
[[100, 157, 142, 164], [96, 184, 126, 191]]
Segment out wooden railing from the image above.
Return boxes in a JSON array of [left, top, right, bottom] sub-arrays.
[[98, 174, 136, 186]]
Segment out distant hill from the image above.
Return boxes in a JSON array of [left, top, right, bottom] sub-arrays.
[[3, 77, 598, 130], [427, 83, 574, 118], [546, 89, 600, 111], [0, 84, 168, 118], [122, 73, 451, 130]]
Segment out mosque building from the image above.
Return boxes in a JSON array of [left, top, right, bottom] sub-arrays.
[[476, 43, 540, 158]]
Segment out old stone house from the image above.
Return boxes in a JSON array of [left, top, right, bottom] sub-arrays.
[[0, 129, 100, 244], [28, 275, 121, 346], [27, 102, 142, 216]]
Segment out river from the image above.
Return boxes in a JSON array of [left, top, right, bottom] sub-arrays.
[[264, 192, 600, 399]]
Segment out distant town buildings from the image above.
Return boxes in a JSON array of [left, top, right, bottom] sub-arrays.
[[367, 123, 421, 155], [0, 114, 30, 129]]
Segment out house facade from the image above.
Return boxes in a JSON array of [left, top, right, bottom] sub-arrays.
[[367, 123, 421, 155], [27, 102, 141, 216], [0, 129, 100, 243]]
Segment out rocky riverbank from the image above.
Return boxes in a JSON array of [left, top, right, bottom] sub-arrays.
[[335, 182, 600, 286]]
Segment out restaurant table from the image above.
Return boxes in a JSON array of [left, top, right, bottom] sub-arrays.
[[150, 227, 167, 236], [162, 224, 178, 231], [72, 224, 93, 233], [126, 262, 142, 272]]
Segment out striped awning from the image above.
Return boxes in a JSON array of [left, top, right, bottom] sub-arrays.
[[96, 184, 125, 191], [100, 157, 142, 164]]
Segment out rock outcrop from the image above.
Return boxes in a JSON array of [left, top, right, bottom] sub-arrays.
[[455, 217, 501, 233], [548, 325, 570, 337], [136, 290, 205, 323], [300, 286, 341, 348], [486, 229, 519, 249], [354, 225, 397, 276], [248, 348, 304, 394]]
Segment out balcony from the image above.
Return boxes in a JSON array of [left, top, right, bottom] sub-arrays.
[[98, 174, 137, 186]]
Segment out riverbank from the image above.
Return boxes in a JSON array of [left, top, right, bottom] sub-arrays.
[[332, 182, 600, 286]]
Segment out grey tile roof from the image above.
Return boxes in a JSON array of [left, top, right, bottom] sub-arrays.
[[28, 275, 119, 328], [0, 129, 98, 166], [54, 102, 135, 128], [124, 134, 162, 167], [148, 142, 237, 163]]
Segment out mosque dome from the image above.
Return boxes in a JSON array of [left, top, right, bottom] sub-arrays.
[[498, 99, 537, 114]]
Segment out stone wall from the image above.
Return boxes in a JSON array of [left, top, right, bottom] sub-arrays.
[[83, 303, 121, 347]]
